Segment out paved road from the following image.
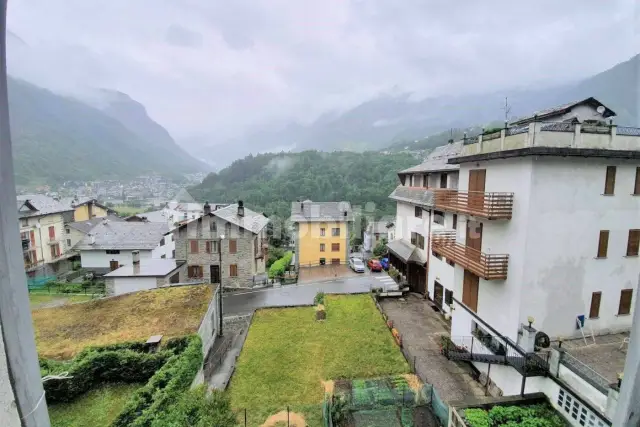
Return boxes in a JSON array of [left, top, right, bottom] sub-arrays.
[[222, 273, 389, 315]]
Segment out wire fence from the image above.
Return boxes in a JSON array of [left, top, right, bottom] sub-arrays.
[[560, 351, 611, 394]]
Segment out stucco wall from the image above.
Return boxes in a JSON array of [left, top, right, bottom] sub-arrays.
[[80, 249, 153, 269], [297, 221, 348, 265], [394, 202, 429, 262], [74, 204, 109, 222], [110, 276, 158, 295], [0, 323, 21, 426], [20, 213, 69, 264]]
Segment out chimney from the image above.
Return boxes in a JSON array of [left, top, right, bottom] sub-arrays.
[[343, 211, 348, 217], [203, 201, 211, 215], [300, 202, 304, 212], [132, 250, 140, 265], [89, 234, 96, 245], [237, 200, 244, 217]]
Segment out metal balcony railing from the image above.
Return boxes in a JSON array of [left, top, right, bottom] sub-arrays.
[[431, 231, 509, 280], [433, 189, 514, 219]]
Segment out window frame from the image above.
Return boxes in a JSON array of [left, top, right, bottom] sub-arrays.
[[433, 210, 445, 226], [626, 229, 640, 257], [229, 239, 237, 254], [414, 206, 422, 218], [331, 227, 340, 237], [331, 243, 340, 252], [603, 166, 616, 195], [229, 264, 238, 277], [618, 289, 633, 315], [596, 230, 609, 258], [190, 240, 199, 254], [320, 243, 325, 252], [589, 291, 602, 319]]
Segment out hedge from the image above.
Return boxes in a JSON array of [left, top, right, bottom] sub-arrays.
[[268, 251, 293, 278], [42, 339, 181, 403], [112, 335, 203, 427]]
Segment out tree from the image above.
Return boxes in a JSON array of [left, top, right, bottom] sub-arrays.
[[373, 238, 388, 257]]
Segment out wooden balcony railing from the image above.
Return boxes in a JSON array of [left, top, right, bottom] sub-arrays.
[[434, 189, 514, 219], [431, 231, 509, 280]]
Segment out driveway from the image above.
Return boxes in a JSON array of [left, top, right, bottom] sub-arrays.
[[222, 274, 374, 315], [380, 294, 486, 402]]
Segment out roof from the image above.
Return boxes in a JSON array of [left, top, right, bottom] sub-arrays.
[[17, 194, 74, 218], [171, 203, 269, 235], [388, 186, 434, 208], [75, 221, 169, 250], [59, 197, 114, 213], [447, 146, 640, 164], [67, 215, 124, 234], [289, 201, 353, 222], [399, 141, 464, 174], [510, 97, 616, 126], [104, 259, 185, 278], [130, 210, 167, 223], [386, 239, 426, 264]]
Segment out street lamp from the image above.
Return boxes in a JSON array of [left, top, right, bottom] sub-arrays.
[[218, 233, 225, 337]]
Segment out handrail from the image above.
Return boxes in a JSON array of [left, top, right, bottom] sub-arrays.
[[431, 231, 508, 280], [433, 189, 513, 220]]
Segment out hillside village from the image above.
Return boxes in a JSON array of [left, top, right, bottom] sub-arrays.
[[4, 96, 637, 427]]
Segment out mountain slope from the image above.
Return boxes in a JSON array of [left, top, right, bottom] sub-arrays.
[[189, 150, 418, 220], [8, 77, 202, 185]]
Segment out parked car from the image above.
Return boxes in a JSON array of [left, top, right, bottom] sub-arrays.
[[380, 257, 390, 271], [349, 257, 365, 273], [368, 258, 383, 272]]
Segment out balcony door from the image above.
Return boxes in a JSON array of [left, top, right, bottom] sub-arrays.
[[465, 220, 483, 263], [462, 270, 479, 312], [468, 169, 486, 213]]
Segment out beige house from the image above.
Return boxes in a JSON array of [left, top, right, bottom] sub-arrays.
[[60, 197, 116, 222], [17, 194, 74, 275]]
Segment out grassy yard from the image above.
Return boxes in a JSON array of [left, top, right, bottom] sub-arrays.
[[49, 383, 140, 427], [228, 294, 409, 426], [29, 293, 95, 309], [33, 285, 213, 359]]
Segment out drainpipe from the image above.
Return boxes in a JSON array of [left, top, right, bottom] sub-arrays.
[[425, 209, 432, 299]]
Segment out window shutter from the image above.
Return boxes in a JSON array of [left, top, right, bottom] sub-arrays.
[[229, 239, 237, 254], [618, 289, 633, 315], [597, 231, 609, 258], [635, 167, 640, 195], [190, 240, 198, 254], [604, 166, 616, 195], [48, 226, 55, 240], [205, 241, 211, 254], [589, 292, 601, 318], [230, 264, 238, 277], [627, 229, 640, 256], [30, 230, 36, 245]]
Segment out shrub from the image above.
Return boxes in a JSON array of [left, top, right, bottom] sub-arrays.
[[266, 246, 286, 268], [464, 408, 490, 427], [113, 335, 203, 427], [314, 291, 325, 305], [149, 386, 236, 427], [268, 251, 293, 279], [373, 238, 388, 257]]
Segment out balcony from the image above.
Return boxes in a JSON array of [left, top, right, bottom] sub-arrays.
[[431, 231, 509, 280], [434, 189, 514, 220]]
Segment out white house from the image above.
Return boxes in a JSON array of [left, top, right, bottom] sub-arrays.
[[510, 97, 616, 126], [103, 253, 186, 296], [75, 219, 169, 275]]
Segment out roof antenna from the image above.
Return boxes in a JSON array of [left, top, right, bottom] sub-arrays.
[[448, 128, 454, 144]]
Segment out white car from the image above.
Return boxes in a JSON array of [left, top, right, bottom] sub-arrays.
[[349, 257, 365, 273]]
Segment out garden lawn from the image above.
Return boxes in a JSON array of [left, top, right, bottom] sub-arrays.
[[32, 285, 213, 359], [29, 293, 94, 309], [228, 294, 409, 426], [49, 383, 140, 427]]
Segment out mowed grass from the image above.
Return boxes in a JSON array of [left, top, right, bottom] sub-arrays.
[[49, 383, 140, 427], [29, 293, 95, 308], [228, 294, 409, 426], [33, 285, 212, 359]]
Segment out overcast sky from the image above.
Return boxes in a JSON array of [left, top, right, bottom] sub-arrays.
[[7, 0, 639, 143]]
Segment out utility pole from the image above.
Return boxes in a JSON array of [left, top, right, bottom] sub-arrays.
[[0, 0, 51, 425], [613, 275, 640, 426], [503, 97, 512, 124]]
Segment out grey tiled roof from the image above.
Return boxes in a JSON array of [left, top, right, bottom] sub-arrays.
[[67, 215, 124, 234], [386, 239, 426, 264], [213, 204, 269, 234], [289, 201, 353, 222], [399, 141, 463, 174], [17, 194, 74, 218], [132, 210, 167, 223], [104, 259, 185, 278], [388, 186, 434, 208], [75, 221, 169, 250], [510, 97, 616, 126]]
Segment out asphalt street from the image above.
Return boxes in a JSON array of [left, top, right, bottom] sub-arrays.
[[222, 273, 389, 315]]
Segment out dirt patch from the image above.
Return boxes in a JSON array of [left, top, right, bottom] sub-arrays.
[[402, 374, 423, 392], [321, 380, 335, 394], [261, 411, 306, 427]]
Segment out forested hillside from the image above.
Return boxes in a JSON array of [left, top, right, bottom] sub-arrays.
[[190, 151, 418, 219]]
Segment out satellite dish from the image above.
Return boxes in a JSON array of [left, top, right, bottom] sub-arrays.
[[596, 105, 606, 114]]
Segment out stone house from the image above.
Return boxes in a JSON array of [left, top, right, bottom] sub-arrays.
[[171, 201, 269, 288]]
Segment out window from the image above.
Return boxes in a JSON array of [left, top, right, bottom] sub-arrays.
[[190, 240, 199, 254], [331, 227, 340, 237], [230, 264, 238, 277], [452, 214, 458, 230], [188, 265, 203, 278], [225, 223, 232, 236], [627, 229, 640, 256], [432, 250, 442, 260], [433, 210, 444, 225], [445, 289, 453, 306], [604, 166, 616, 195], [239, 227, 245, 236], [48, 225, 56, 240], [65, 227, 70, 234], [415, 206, 422, 218], [618, 289, 633, 315], [210, 220, 217, 232], [446, 259, 455, 267], [20, 218, 28, 227], [50, 244, 60, 258], [589, 292, 601, 319], [160, 237, 165, 246], [66, 239, 72, 247], [172, 249, 176, 258], [596, 231, 609, 258], [106, 249, 121, 255], [320, 243, 325, 252], [440, 173, 447, 189], [410, 232, 425, 250], [635, 167, 640, 195], [205, 241, 218, 254], [319, 257, 326, 265], [229, 239, 237, 254], [331, 243, 340, 252], [320, 228, 326, 236]]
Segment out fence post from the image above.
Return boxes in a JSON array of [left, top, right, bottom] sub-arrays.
[[287, 405, 290, 426], [470, 336, 474, 358], [244, 408, 247, 427], [413, 355, 416, 373]]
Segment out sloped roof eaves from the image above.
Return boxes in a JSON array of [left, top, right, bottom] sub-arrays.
[[17, 194, 74, 218], [213, 204, 269, 234], [388, 186, 434, 208], [386, 239, 415, 262], [289, 201, 353, 222]]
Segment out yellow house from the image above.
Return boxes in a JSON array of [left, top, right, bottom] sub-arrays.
[[290, 200, 352, 267], [62, 198, 115, 221]]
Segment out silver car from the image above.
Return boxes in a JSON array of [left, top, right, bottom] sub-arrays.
[[349, 257, 365, 273]]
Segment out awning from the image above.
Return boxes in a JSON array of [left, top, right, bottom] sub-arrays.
[[386, 239, 427, 265]]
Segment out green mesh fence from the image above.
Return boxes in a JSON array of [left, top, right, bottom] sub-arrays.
[[430, 387, 449, 426], [26, 275, 56, 288]]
